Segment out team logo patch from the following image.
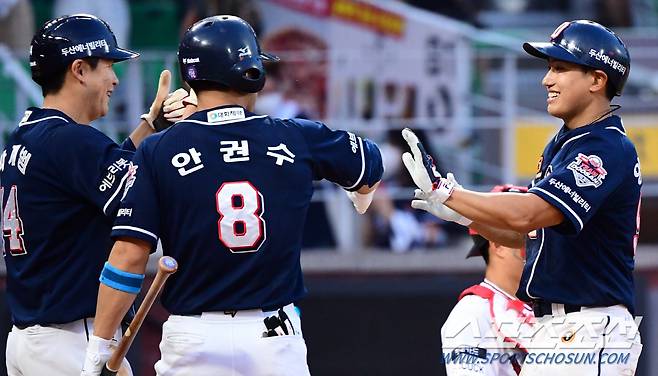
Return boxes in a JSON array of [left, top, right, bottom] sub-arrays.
[[550, 21, 571, 40], [567, 153, 607, 188], [187, 66, 197, 80], [561, 329, 576, 344], [121, 163, 139, 200], [238, 46, 252, 60]]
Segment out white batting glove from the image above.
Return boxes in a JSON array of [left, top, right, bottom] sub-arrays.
[[346, 190, 376, 214], [401, 128, 455, 203], [401, 128, 439, 192], [411, 173, 472, 226], [162, 88, 197, 122], [81, 335, 116, 376]]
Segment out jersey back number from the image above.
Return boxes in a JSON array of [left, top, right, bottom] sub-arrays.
[[1, 186, 27, 256], [216, 181, 266, 253]]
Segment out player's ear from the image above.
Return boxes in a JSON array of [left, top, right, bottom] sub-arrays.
[[589, 69, 608, 95], [69, 59, 86, 83], [489, 242, 503, 259]]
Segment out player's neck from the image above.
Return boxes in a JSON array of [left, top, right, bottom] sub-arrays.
[[484, 268, 519, 298], [563, 98, 611, 130], [196, 90, 257, 113], [42, 91, 95, 125]]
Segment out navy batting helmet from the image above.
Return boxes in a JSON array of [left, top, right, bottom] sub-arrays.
[[178, 15, 279, 93], [30, 14, 139, 85], [523, 20, 630, 96]]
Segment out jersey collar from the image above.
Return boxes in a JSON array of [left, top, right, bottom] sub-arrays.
[[19, 107, 75, 126], [554, 115, 624, 148], [482, 279, 518, 300], [186, 105, 267, 126]]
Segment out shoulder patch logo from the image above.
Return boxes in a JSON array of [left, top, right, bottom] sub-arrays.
[[567, 153, 607, 188]]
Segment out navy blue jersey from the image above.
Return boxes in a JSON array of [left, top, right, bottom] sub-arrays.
[[0, 108, 135, 326], [111, 105, 383, 315], [518, 115, 641, 313]]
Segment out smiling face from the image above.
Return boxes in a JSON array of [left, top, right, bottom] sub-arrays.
[[81, 58, 118, 121], [541, 58, 599, 124]]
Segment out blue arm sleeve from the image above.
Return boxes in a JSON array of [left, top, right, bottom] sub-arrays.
[[294, 119, 383, 191]]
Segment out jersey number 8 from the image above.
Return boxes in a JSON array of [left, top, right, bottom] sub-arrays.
[[216, 181, 266, 253]]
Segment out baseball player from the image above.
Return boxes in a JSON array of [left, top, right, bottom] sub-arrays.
[[82, 15, 383, 376], [441, 185, 534, 376], [406, 20, 642, 375], [1, 15, 193, 376]]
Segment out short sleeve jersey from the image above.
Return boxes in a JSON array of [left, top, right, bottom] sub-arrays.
[[518, 115, 641, 313], [111, 106, 383, 315], [0, 108, 135, 325]]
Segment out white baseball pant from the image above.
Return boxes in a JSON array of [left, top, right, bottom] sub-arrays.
[[520, 305, 642, 376], [6, 318, 131, 376], [154, 303, 310, 376]]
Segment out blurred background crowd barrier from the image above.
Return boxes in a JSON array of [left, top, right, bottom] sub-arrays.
[[1, 0, 658, 375]]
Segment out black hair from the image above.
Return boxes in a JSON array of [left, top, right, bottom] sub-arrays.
[[188, 80, 231, 94], [471, 235, 490, 265], [40, 57, 100, 97], [605, 82, 616, 101], [582, 67, 615, 101]]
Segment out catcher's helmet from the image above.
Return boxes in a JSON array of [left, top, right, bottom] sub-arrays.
[[178, 15, 279, 93], [523, 20, 630, 96], [30, 14, 139, 85]]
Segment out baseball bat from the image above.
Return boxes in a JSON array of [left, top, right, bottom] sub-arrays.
[[100, 256, 178, 376]]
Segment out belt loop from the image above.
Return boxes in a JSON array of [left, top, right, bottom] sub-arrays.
[[552, 303, 565, 315]]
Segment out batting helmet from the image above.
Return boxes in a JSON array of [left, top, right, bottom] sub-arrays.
[[467, 185, 528, 261], [523, 20, 630, 96], [30, 14, 139, 85], [178, 15, 279, 93]]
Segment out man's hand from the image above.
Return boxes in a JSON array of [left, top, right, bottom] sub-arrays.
[[346, 190, 375, 214], [81, 335, 116, 376], [401, 128, 456, 203], [162, 88, 197, 123], [81, 335, 132, 376], [401, 128, 440, 192], [140, 70, 197, 132], [140, 70, 172, 131], [411, 174, 472, 226]]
